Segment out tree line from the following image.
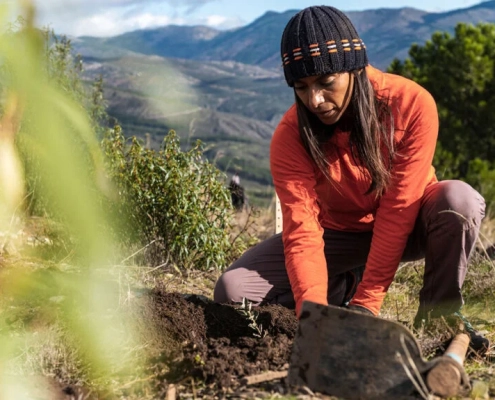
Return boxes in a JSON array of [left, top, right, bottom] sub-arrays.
[[389, 22, 495, 214]]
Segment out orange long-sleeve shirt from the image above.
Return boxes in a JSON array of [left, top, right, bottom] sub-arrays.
[[270, 66, 438, 316]]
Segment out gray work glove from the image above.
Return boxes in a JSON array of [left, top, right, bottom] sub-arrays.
[[345, 304, 374, 316]]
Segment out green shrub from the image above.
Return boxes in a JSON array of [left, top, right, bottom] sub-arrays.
[[102, 125, 234, 270]]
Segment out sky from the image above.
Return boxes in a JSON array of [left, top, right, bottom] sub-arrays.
[[30, 0, 486, 37]]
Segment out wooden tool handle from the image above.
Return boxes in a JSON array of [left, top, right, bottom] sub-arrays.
[[426, 333, 470, 397], [444, 333, 470, 365]]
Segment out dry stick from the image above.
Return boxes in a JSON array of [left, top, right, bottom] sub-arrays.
[[166, 384, 177, 400], [120, 239, 157, 264], [146, 261, 169, 273], [82, 389, 94, 400], [180, 376, 198, 400], [438, 209, 495, 270], [301, 385, 316, 396], [440, 315, 456, 336], [146, 251, 171, 273], [1, 191, 33, 254], [395, 298, 401, 322], [230, 205, 256, 247], [8, 191, 32, 230], [115, 374, 155, 390], [240, 370, 288, 385], [59, 249, 75, 264]]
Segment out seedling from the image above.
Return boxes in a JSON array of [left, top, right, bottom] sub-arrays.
[[237, 297, 266, 338]]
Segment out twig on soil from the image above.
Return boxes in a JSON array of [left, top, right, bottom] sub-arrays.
[[175, 376, 198, 399], [146, 259, 170, 273], [59, 249, 75, 264], [166, 384, 176, 400], [120, 239, 157, 264], [190, 377, 197, 400], [115, 374, 156, 390], [8, 191, 32, 230], [300, 385, 316, 396], [240, 370, 288, 385], [440, 316, 456, 336], [230, 206, 257, 247]]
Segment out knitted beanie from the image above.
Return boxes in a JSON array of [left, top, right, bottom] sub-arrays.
[[281, 6, 368, 87]]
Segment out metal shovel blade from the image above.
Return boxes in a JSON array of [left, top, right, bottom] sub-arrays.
[[288, 301, 432, 400]]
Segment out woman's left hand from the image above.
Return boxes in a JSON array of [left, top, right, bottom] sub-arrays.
[[345, 304, 375, 316]]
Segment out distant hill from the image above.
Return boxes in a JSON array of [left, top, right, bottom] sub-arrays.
[[75, 1, 495, 70], [72, 1, 495, 205], [80, 53, 292, 203]]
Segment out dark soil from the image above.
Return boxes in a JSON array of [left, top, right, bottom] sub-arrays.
[[142, 291, 299, 398], [134, 290, 466, 399], [46, 289, 465, 399]]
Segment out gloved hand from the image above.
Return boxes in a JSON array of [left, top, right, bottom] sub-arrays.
[[345, 304, 374, 316]]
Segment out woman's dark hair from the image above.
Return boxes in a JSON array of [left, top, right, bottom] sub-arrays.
[[296, 68, 395, 197]]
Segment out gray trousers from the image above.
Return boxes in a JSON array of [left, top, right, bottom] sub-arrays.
[[214, 180, 486, 317]]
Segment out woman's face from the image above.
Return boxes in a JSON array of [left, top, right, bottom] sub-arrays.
[[294, 72, 354, 125]]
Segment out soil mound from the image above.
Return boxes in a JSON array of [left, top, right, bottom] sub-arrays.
[[39, 289, 464, 399], [183, 295, 297, 387], [130, 290, 299, 398], [142, 292, 297, 389]]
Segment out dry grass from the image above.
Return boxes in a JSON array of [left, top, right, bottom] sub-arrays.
[[480, 216, 495, 245], [230, 198, 278, 241], [381, 217, 495, 398]]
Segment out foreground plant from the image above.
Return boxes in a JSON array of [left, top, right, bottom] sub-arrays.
[[0, 2, 146, 397]]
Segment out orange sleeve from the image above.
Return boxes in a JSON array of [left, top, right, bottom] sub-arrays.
[[350, 89, 439, 315], [270, 107, 328, 317]]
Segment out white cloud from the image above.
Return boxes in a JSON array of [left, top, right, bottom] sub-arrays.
[[35, 0, 218, 16], [165, 0, 220, 13], [67, 12, 242, 37], [41, 8, 243, 37], [205, 15, 228, 26], [32, 0, 227, 37], [36, 0, 213, 7], [201, 15, 244, 29], [205, 15, 228, 27], [70, 10, 183, 37]]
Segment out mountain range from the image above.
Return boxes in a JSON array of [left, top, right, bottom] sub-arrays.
[[72, 1, 495, 205]]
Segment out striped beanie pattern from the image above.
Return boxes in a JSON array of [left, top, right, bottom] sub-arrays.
[[281, 6, 368, 87]]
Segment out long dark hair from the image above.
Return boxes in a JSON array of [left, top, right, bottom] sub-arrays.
[[296, 68, 395, 197]]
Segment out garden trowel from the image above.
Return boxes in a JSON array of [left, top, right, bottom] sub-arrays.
[[288, 301, 470, 399]]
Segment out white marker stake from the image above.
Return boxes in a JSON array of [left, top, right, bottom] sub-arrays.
[[275, 194, 283, 234]]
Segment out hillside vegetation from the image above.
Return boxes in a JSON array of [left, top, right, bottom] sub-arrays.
[[80, 53, 292, 204], [70, 1, 495, 205]]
